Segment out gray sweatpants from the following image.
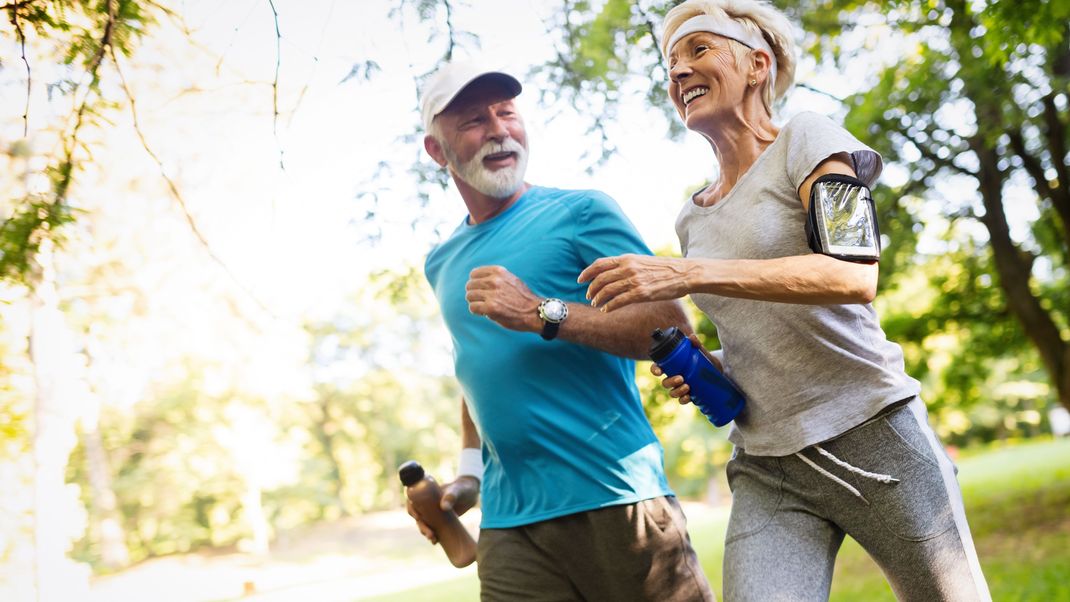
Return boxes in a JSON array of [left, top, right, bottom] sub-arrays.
[[723, 398, 991, 602]]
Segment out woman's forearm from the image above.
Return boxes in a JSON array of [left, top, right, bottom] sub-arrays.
[[685, 254, 877, 305]]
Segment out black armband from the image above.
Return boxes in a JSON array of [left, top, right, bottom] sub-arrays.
[[805, 173, 881, 262]]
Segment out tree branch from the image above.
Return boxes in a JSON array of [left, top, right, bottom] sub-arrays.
[[1042, 92, 1069, 199], [442, 0, 456, 61], [1005, 125, 1065, 252], [6, 2, 31, 137], [267, 0, 284, 171], [796, 82, 846, 103], [1006, 129, 1055, 200], [0, 0, 35, 11], [900, 129, 977, 178], [635, 2, 661, 54], [109, 46, 277, 322], [55, 0, 115, 203]]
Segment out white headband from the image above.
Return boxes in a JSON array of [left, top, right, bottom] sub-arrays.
[[664, 14, 777, 87]]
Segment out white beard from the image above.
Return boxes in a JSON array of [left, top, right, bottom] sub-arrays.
[[445, 137, 528, 199]]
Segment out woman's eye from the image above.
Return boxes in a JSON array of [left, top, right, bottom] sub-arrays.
[[695, 45, 709, 55]]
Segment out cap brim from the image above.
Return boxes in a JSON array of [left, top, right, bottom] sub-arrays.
[[442, 72, 523, 112]]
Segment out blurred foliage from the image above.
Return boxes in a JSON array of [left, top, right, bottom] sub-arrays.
[[1, 0, 1067, 583], [55, 266, 462, 570], [1, 0, 155, 285], [536, 0, 1069, 412], [796, 0, 1070, 415]]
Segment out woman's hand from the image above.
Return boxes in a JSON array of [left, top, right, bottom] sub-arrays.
[[650, 334, 720, 405], [578, 254, 694, 312]]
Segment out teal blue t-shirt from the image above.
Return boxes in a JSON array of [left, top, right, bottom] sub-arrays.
[[425, 186, 673, 529]]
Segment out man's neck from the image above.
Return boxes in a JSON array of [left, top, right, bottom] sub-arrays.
[[456, 180, 532, 225]]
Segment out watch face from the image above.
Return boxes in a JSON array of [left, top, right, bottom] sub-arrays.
[[543, 299, 567, 322]]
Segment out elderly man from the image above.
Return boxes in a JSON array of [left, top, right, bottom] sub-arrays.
[[406, 59, 714, 602]]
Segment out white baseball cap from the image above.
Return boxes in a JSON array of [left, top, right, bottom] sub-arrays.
[[420, 60, 522, 132]]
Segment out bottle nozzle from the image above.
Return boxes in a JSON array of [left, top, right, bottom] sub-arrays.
[[649, 326, 685, 363], [398, 460, 425, 486]]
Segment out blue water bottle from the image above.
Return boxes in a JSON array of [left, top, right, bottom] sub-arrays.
[[649, 327, 745, 427]]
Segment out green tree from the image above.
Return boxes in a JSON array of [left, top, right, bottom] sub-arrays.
[[298, 267, 461, 516], [1, 0, 156, 284], [533, 0, 1069, 412], [796, 0, 1070, 412]]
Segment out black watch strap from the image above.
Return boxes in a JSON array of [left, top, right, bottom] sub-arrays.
[[540, 321, 560, 341]]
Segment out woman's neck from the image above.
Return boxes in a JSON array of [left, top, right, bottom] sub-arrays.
[[696, 108, 778, 206]]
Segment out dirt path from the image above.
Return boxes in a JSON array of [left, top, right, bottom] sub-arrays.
[[87, 509, 482, 602]]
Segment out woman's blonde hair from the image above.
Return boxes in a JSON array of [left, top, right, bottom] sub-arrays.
[[661, 0, 797, 115]]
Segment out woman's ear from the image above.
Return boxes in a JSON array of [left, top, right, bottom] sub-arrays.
[[749, 49, 773, 86]]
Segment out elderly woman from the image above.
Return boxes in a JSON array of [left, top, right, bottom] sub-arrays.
[[579, 1, 991, 600]]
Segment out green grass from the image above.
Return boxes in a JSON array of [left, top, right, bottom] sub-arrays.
[[362, 437, 1070, 601]]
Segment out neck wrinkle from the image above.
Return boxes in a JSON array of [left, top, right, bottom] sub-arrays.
[[702, 108, 778, 202]]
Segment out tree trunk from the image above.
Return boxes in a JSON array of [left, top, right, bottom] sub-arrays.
[[948, 0, 1070, 412], [313, 395, 348, 516], [971, 138, 1070, 411], [240, 485, 270, 555], [82, 424, 129, 569], [29, 240, 90, 601]]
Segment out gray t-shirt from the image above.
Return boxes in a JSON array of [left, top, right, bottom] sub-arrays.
[[676, 111, 920, 456]]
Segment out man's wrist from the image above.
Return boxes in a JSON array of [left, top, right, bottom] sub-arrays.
[[529, 301, 545, 333], [458, 447, 483, 482]]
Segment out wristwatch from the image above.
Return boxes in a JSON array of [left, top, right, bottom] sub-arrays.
[[537, 298, 568, 341]]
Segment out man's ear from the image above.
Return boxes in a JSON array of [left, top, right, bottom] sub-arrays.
[[424, 134, 448, 168]]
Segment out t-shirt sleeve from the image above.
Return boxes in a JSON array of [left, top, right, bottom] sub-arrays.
[[570, 191, 653, 267], [783, 112, 884, 190]]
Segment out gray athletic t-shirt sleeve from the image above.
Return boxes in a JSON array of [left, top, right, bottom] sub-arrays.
[[783, 111, 883, 190]]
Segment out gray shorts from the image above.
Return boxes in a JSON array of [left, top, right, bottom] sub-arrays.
[[477, 496, 714, 602], [723, 398, 991, 601]]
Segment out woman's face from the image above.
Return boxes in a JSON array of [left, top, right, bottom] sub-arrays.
[[667, 32, 748, 132]]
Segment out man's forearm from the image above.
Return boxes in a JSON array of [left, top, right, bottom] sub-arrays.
[[461, 398, 480, 449], [557, 299, 690, 360]]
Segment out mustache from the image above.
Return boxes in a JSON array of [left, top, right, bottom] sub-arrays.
[[477, 138, 525, 161]]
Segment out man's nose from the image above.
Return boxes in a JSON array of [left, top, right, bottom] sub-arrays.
[[486, 114, 509, 140]]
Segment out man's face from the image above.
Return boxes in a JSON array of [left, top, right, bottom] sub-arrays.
[[429, 80, 528, 199]]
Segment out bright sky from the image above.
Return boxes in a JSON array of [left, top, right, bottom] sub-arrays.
[[125, 0, 856, 322], [3, 0, 996, 392]]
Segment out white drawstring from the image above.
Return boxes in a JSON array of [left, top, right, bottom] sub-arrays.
[[814, 445, 899, 484], [794, 452, 866, 502], [794, 445, 900, 504]]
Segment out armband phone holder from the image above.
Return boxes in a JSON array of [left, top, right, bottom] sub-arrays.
[[805, 173, 881, 263]]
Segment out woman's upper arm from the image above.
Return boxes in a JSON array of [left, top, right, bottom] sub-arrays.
[[797, 152, 856, 211], [796, 152, 880, 301]]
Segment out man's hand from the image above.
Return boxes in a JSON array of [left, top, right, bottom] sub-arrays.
[[465, 266, 542, 332], [406, 476, 481, 545]]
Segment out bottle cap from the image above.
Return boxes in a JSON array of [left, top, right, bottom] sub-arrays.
[[398, 460, 426, 486], [649, 327, 686, 363]]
